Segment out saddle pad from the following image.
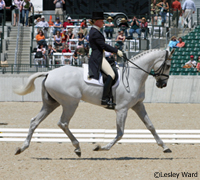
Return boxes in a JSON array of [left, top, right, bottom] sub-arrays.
[[83, 64, 120, 88]]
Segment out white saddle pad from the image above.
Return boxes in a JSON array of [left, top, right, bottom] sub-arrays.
[[83, 64, 120, 88]]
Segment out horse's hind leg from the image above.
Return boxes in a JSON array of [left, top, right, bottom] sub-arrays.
[[132, 102, 172, 153], [15, 81, 60, 155], [57, 103, 81, 157]]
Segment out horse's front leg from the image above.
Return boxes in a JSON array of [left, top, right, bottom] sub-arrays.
[[94, 108, 127, 151], [132, 102, 172, 153]]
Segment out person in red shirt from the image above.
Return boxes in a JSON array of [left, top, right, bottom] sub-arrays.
[[171, 0, 182, 27], [176, 37, 185, 48], [80, 18, 88, 36], [62, 44, 72, 64], [63, 16, 73, 28], [62, 44, 71, 53], [61, 29, 68, 44]]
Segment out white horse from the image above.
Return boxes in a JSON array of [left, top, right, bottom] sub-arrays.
[[14, 49, 174, 157]]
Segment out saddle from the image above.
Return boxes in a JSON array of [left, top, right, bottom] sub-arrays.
[[83, 64, 120, 88]]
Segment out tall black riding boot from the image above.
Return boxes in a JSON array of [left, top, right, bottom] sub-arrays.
[[101, 75, 115, 106]]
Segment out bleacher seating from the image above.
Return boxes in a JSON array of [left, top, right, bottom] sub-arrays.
[[170, 26, 200, 75]]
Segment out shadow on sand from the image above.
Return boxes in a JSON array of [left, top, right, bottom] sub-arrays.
[[31, 157, 195, 161]]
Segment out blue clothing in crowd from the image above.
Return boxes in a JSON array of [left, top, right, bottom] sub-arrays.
[[182, 0, 196, 11], [168, 40, 179, 48]]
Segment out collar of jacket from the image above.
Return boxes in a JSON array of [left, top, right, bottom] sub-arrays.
[[93, 25, 101, 31]]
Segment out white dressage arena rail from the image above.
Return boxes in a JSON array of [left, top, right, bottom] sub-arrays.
[[0, 128, 200, 144]]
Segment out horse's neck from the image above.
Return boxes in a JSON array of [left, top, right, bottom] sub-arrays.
[[128, 52, 162, 88]]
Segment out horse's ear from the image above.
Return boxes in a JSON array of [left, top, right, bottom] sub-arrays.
[[168, 48, 175, 60]]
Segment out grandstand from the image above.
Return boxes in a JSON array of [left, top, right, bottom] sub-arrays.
[[171, 26, 200, 76], [0, 6, 200, 74]]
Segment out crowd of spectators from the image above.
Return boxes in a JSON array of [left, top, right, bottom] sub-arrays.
[[31, 0, 197, 66], [150, 0, 196, 28], [34, 14, 155, 66]]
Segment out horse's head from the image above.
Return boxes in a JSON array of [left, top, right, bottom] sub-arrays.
[[153, 49, 175, 88]]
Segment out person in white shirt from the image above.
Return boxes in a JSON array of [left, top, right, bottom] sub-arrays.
[[35, 15, 49, 37], [182, 0, 196, 28], [183, 55, 197, 68]]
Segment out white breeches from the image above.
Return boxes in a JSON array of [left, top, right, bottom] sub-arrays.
[[101, 57, 115, 80]]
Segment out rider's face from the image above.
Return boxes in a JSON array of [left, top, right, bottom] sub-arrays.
[[95, 19, 104, 28]]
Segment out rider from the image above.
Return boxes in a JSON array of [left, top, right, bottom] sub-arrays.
[[88, 12, 123, 107]]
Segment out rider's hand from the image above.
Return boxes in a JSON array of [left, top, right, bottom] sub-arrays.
[[117, 50, 123, 57]]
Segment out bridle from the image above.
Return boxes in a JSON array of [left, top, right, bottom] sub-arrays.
[[123, 50, 170, 80]]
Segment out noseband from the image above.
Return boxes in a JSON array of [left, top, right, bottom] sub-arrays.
[[123, 50, 169, 80]]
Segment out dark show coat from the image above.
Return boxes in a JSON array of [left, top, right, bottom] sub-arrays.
[[88, 27, 118, 80]]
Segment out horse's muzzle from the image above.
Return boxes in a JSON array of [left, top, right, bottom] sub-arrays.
[[156, 80, 167, 88]]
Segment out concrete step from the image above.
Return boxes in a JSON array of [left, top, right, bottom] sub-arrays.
[[7, 52, 30, 56], [8, 49, 31, 52], [7, 37, 31, 41], [8, 42, 31, 46], [8, 45, 31, 48]]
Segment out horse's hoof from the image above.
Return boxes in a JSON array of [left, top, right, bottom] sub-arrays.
[[93, 145, 101, 151], [163, 148, 172, 153], [74, 149, 81, 157], [15, 147, 21, 155]]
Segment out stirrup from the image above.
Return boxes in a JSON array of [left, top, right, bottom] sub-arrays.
[[101, 98, 116, 109]]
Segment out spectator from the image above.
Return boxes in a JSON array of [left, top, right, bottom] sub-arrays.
[[80, 18, 88, 36], [157, 0, 169, 27], [35, 15, 49, 37], [54, 30, 63, 50], [176, 37, 185, 48], [36, 44, 46, 64], [115, 30, 121, 40], [196, 56, 200, 72], [168, 36, 179, 48], [63, 16, 73, 28], [76, 45, 88, 64], [62, 44, 71, 53], [48, 44, 56, 64], [115, 30, 125, 51], [34, 17, 41, 26], [171, 0, 182, 27], [183, 55, 196, 68], [53, 17, 62, 35], [129, 16, 141, 39], [118, 18, 129, 37], [78, 31, 85, 46], [85, 33, 90, 48], [140, 17, 148, 39], [182, 0, 196, 29], [21, 0, 33, 26], [35, 30, 47, 48], [62, 44, 72, 64], [54, 0, 65, 23], [61, 29, 68, 44], [151, 0, 159, 25], [104, 16, 114, 39], [67, 28, 75, 40], [13, 0, 22, 26], [72, 48, 79, 66]]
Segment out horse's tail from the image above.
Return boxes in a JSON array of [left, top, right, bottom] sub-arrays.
[[13, 72, 49, 95]]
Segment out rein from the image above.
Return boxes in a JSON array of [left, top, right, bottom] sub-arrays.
[[122, 50, 169, 79]]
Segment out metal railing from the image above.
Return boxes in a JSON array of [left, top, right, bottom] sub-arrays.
[[0, 64, 65, 74]]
